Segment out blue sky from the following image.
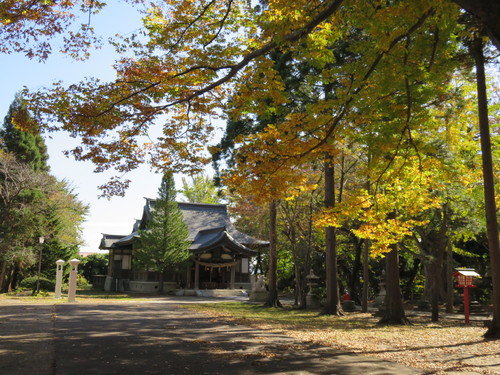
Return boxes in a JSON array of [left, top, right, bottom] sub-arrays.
[[0, 3, 201, 253]]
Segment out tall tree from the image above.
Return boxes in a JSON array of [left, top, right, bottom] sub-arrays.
[[470, 34, 500, 339], [135, 173, 191, 294], [1, 94, 49, 172], [323, 157, 343, 315], [0, 95, 88, 291], [0, 151, 49, 291]]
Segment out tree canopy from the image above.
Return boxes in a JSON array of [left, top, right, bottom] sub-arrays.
[[1, 0, 500, 337]]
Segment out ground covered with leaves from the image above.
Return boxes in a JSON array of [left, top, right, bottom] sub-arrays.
[[185, 302, 500, 374]]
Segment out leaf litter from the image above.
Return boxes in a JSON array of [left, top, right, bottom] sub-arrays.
[[189, 305, 500, 374]]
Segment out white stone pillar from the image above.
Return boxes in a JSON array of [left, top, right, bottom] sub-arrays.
[[68, 258, 80, 303], [55, 259, 65, 299]]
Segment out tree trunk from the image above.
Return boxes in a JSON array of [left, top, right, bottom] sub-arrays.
[[348, 237, 363, 303], [428, 259, 443, 322], [158, 271, 164, 294], [323, 159, 343, 315], [301, 193, 315, 309], [0, 262, 7, 293], [265, 199, 281, 307], [300, 271, 308, 308], [362, 239, 370, 312], [422, 238, 446, 322], [292, 251, 302, 307], [7, 266, 16, 293], [446, 241, 454, 313], [379, 243, 409, 325], [472, 36, 500, 339], [362, 158, 372, 313]]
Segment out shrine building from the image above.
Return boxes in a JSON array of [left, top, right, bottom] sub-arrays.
[[100, 199, 268, 294]]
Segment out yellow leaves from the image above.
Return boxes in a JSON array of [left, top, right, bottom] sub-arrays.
[[314, 190, 372, 228], [283, 179, 318, 202], [354, 217, 429, 257], [311, 153, 444, 257]]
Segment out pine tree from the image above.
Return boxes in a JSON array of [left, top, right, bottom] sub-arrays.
[[0, 93, 49, 172], [135, 173, 191, 293]]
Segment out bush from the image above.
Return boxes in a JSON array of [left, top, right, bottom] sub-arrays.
[[19, 276, 55, 292], [79, 253, 108, 282], [77, 274, 90, 288]]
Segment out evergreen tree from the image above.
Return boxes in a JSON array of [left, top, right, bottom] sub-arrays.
[[0, 96, 87, 291], [180, 173, 221, 204], [135, 173, 191, 293], [0, 93, 49, 172]]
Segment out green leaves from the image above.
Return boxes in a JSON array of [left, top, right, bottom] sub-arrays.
[[135, 173, 190, 274]]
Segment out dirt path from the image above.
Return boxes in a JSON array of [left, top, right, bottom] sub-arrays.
[[1, 298, 421, 375]]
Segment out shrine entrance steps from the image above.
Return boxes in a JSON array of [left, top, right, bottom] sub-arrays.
[[177, 289, 249, 298]]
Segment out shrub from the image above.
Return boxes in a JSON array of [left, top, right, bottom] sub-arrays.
[[19, 276, 55, 291], [77, 274, 90, 288], [79, 253, 108, 282]]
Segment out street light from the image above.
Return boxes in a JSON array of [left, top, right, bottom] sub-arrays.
[[35, 236, 45, 295]]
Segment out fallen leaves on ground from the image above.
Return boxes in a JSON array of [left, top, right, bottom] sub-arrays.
[[193, 307, 500, 374]]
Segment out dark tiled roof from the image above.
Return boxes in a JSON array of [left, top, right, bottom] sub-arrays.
[[101, 201, 268, 253], [176, 202, 268, 247], [99, 234, 129, 249]]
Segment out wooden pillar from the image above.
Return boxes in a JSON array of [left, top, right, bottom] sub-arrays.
[[230, 265, 236, 289], [107, 250, 114, 276], [194, 261, 199, 290], [186, 264, 191, 289]]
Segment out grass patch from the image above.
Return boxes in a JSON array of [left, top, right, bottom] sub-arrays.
[[186, 301, 383, 330], [0, 289, 147, 303], [75, 290, 144, 300]]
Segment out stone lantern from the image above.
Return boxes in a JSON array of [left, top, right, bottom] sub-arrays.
[[306, 270, 320, 308], [68, 258, 80, 303], [54, 259, 65, 299]]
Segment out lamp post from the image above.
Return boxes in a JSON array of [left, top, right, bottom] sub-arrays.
[[35, 236, 45, 295]]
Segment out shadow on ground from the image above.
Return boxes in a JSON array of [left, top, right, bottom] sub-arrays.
[[1, 301, 420, 375]]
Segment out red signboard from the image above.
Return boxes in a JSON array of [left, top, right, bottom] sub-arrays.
[[453, 269, 479, 288], [456, 274, 475, 288]]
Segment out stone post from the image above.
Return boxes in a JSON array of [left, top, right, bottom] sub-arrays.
[[55, 259, 65, 299], [68, 258, 80, 303]]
